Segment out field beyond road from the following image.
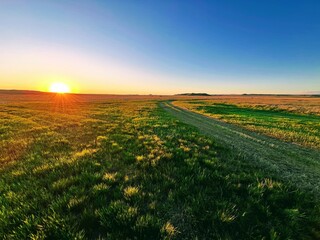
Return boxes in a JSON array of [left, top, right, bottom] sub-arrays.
[[1, 92, 320, 239], [174, 96, 320, 149]]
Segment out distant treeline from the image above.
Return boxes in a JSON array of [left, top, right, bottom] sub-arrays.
[[176, 93, 211, 96]]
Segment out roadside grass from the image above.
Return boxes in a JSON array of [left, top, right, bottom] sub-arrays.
[[176, 95, 320, 115], [0, 98, 320, 239], [175, 101, 320, 149]]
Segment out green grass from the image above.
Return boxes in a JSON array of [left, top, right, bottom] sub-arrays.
[[197, 103, 320, 149], [1, 99, 320, 239]]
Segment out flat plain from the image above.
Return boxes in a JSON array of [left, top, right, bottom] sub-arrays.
[[1, 92, 320, 239]]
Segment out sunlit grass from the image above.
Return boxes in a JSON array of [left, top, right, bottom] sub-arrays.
[[0, 95, 319, 239]]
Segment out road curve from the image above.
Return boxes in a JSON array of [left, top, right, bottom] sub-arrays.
[[160, 101, 320, 196]]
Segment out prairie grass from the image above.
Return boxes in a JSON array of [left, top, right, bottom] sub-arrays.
[[175, 95, 320, 115], [175, 99, 320, 149], [0, 93, 320, 239]]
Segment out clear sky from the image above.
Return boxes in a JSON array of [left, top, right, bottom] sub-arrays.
[[0, 0, 319, 94]]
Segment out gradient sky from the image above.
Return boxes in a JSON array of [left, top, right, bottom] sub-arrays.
[[0, 0, 319, 94]]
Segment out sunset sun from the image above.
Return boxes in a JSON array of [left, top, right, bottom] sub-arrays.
[[49, 82, 70, 93]]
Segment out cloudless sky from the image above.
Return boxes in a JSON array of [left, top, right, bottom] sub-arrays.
[[0, 0, 319, 94]]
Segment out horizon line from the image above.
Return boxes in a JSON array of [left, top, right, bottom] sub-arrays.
[[0, 89, 319, 96]]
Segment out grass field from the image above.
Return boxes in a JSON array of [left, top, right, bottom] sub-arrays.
[[162, 102, 320, 193], [1, 92, 320, 239], [174, 96, 320, 149]]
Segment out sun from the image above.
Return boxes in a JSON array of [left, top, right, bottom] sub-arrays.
[[49, 82, 71, 93]]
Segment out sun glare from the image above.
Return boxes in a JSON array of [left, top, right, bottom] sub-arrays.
[[49, 82, 70, 93]]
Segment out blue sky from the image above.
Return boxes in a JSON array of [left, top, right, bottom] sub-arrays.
[[0, 0, 319, 94]]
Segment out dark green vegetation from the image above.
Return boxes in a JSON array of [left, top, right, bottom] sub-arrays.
[[1, 96, 320, 239], [176, 93, 211, 96], [177, 101, 320, 149], [200, 103, 320, 148]]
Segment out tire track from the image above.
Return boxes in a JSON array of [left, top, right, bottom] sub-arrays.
[[160, 101, 320, 196]]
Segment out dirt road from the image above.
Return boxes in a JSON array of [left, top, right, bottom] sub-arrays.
[[160, 101, 320, 195]]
